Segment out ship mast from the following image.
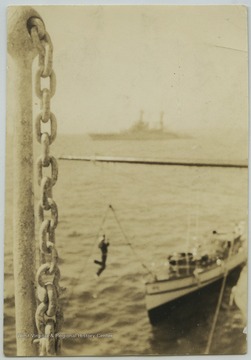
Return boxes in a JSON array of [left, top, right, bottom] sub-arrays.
[[140, 109, 144, 123], [160, 111, 164, 131]]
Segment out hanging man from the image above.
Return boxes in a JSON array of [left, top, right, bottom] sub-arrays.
[[94, 234, 110, 276]]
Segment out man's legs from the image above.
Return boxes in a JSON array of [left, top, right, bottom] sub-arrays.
[[96, 254, 107, 276]]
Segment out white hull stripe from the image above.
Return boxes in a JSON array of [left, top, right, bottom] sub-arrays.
[[147, 273, 223, 296]]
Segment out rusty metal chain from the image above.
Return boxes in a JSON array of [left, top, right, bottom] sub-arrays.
[[29, 17, 63, 356]]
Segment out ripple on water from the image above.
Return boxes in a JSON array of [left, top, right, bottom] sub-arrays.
[[4, 136, 248, 355]]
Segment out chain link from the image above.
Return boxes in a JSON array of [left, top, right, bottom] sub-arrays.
[[35, 112, 57, 144], [37, 156, 58, 186], [29, 17, 63, 355]]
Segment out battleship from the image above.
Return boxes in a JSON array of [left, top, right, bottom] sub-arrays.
[[89, 111, 179, 140]]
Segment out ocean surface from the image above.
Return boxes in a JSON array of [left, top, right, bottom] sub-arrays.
[[4, 134, 248, 356]]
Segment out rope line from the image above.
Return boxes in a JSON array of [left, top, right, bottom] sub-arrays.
[[64, 205, 111, 307], [64, 203, 155, 308], [204, 241, 234, 354], [109, 204, 154, 277]]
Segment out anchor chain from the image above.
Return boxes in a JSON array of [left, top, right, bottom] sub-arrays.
[[29, 17, 63, 356]]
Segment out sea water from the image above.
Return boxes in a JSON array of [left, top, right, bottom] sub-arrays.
[[4, 134, 247, 355]]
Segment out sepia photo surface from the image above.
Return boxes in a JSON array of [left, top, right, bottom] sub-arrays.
[[4, 4, 248, 356]]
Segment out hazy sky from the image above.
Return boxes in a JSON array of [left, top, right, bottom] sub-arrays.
[[7, 5, 248, 135]]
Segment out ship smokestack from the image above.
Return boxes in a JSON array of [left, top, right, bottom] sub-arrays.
[[160, 111, 164, 130], [140, 110, 144, 122]]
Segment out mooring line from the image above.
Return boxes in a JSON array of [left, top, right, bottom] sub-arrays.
[[109, 204, 154, 277], [204, 241, 234, 354]]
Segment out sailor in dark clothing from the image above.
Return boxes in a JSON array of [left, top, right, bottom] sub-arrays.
[[94, 235, 109, 276]]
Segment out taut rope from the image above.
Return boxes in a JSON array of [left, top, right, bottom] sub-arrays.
[[109, 204, 154, 277]]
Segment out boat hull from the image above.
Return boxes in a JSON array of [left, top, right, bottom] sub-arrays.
[[146, 251, 246, 324]]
